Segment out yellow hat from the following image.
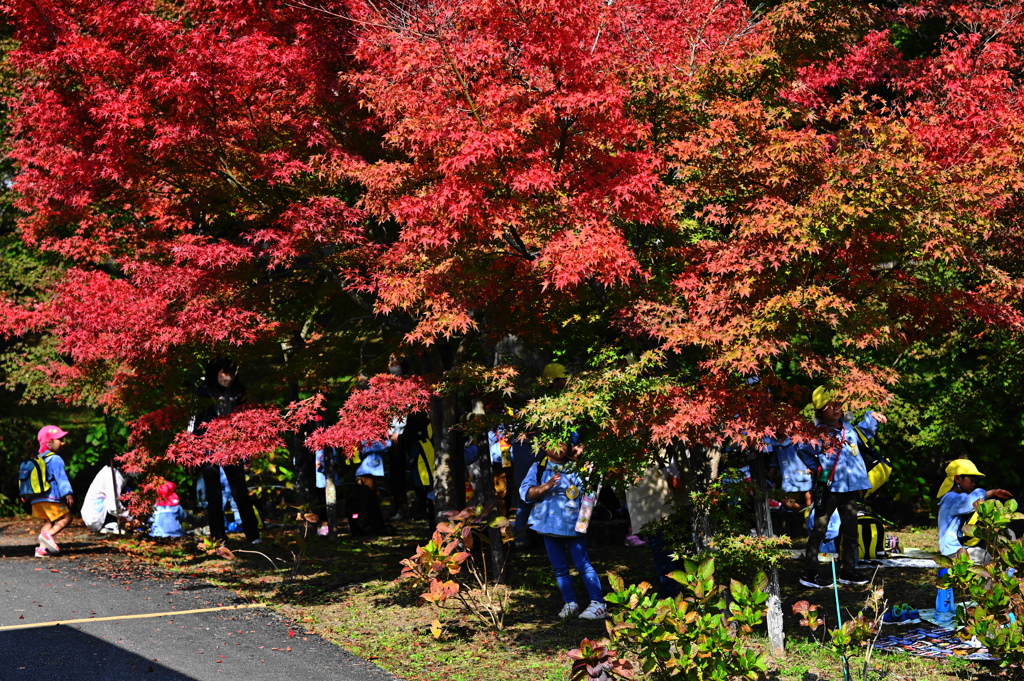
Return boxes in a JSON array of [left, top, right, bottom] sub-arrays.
[[811, 386, 835, 411], [542, 363, 568, 380], [936, 459, 985, 498]]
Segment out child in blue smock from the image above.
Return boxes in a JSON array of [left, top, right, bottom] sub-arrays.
[[798, 387, 885, 589], [936, 459, 1011, 564], [520, 443, 605, 620], [150, 481, 188, 538], [28, 426, 75, 558]]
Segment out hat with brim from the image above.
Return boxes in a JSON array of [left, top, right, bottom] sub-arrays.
[[936, 459, 985, 498], [811, 386, 835, 411], [542, 363, 569, 380], [37, 425, 69, 454]]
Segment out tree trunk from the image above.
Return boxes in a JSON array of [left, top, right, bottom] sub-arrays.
[[431, 393, 466, 523], [289, 379, 316, 508], [687, 444, 722, 553], [751, 449, 786, 658], [466, 400, 507, 582], [324, 447, 338, 536]]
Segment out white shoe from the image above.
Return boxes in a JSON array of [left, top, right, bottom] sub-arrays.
[[579, 602, 606, 620], [558, 602, 578, 619]]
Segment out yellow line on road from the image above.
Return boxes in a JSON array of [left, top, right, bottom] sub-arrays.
[[0, 603, 263, 631]]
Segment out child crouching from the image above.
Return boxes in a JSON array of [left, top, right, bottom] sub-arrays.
[[150, 481, 188, 538]]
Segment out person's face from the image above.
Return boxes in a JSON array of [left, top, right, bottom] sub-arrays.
[[217, 369, 235, 387], [547, 443, 570, 462], [820, 401, 843, 425], [47, 437, 65, 453], [956, 474, 977, 493]]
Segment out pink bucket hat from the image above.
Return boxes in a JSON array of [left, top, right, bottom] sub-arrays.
[[155, 481, 181, 507], [37, 425, 69, 454]]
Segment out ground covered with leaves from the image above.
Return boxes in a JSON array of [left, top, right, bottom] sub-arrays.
[[40, 514, 1004, 681]]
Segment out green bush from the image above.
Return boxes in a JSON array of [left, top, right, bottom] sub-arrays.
[[571, 556, 769, 681], [940, 499, 1024, 667]]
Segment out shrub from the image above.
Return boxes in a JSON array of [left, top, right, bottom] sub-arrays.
[[572, 556, 769, 681], [399, 504, 513, 634], [940, 498, 1024, 667]]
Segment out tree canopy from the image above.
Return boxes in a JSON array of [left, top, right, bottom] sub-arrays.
[[2, 0, 1023, 507]]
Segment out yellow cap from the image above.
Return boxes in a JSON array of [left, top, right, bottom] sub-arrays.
[[542, 363, 568, 380], [811, 386, 835, 411], [936, 459, 985, 498]]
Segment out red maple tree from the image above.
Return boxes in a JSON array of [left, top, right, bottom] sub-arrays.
[[2, 0, 1023, 510]]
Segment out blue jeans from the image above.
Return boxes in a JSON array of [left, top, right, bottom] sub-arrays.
[[543, 535, 604, 605]]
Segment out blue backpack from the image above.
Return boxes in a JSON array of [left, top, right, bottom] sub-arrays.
[[19, 453, 53, 501]]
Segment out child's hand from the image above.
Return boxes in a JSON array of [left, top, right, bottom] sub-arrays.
[[65, 494, 74, 506], [988, 489, 1013, 500], [545, 473, 562, 490]]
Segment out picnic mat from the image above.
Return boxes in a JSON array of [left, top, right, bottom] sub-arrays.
[[874, 623, 997, 661]]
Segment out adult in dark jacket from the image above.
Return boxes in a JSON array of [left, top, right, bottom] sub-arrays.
[[194, 359, 261, 544]]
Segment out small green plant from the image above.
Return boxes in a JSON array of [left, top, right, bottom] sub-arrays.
[[399, 504, 513, 635], [568, 638, 635, 680], [585, 556, 768, 681], [940, 498, 1024, 666]]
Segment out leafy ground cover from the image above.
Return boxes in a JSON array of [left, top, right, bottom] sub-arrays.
[[94, 513, 1017, 681]]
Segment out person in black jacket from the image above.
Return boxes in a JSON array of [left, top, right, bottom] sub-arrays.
[[194, 358, 261, 544]]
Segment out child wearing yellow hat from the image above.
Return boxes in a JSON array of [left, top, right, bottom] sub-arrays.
[[798, 387, 885, 588], [937, 459, 1011, 563]]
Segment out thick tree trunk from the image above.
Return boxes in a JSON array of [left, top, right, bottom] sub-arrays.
[[751, 449, 786, 657], [431, 393, 466, 523], [687, 444, 722, 553], [466, 401, 507, 582], [289, 379, 316, 508]]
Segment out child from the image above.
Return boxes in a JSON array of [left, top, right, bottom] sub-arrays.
[[520, 443, 605, 620], [150, 481, 188, 538], [798, 387, 884, 588], [29, 425, 74, 558], [936, 459, 1012, 564]]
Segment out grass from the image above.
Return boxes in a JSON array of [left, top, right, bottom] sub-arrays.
[[111, 513, 1018, 681]]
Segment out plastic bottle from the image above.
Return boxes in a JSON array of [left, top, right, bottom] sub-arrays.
[[935, 568, 955, 622], [575, 485, 601, 533]]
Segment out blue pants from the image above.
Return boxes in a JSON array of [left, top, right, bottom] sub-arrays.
[[542, 535, 604, 606]]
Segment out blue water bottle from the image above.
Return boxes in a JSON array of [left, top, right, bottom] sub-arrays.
[[936, 568, 955, 622]]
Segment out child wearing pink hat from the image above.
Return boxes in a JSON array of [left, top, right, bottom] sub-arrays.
[[28, 425, 74, 557], [150, 481, 188, 538]]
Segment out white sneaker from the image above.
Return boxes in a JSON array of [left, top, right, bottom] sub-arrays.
[[579, 602, 606, 620], [558, 602, 579, 619]]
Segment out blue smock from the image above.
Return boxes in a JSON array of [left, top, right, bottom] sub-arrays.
[[519, 461, 584, 537], [938, 489, 986, 556]]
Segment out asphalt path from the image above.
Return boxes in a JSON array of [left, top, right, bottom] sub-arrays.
[[0, 520, 400, 681]]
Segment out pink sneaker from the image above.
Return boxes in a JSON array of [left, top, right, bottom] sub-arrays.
[[624, 534, 646, 548], [34, 546, 48, 558], [38, 531, 59, 553]]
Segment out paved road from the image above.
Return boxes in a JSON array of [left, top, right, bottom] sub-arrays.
[[0, 519, 399, 681]]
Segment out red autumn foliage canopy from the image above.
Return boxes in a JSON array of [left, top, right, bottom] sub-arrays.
[[2, 0, 1023, 472]]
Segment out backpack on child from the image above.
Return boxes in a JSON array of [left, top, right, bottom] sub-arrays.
[[19, 453, 54, 502]]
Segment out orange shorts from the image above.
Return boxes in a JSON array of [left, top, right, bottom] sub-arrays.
[[31, 501, 71, 522]]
